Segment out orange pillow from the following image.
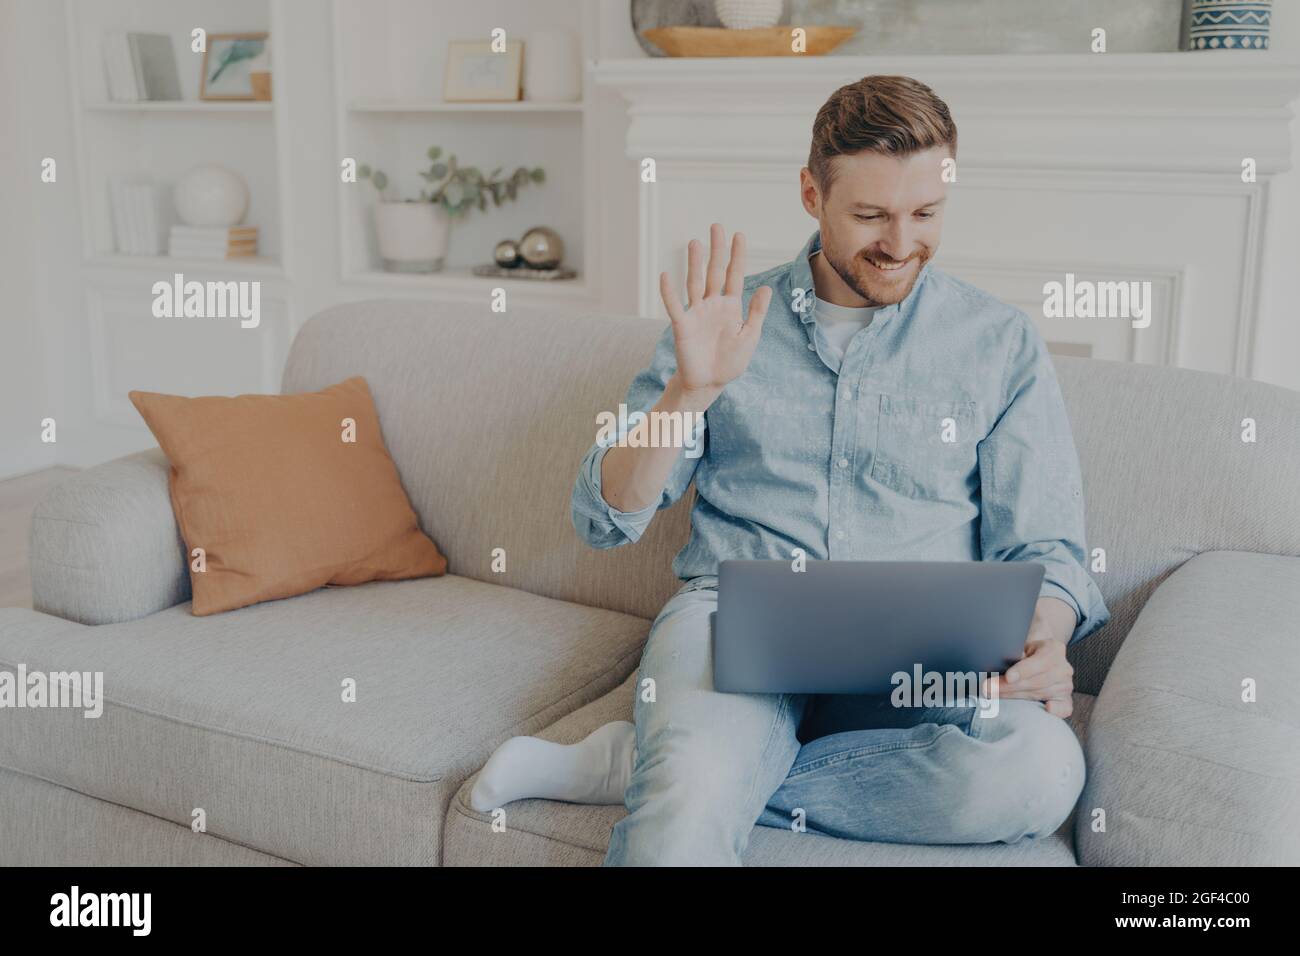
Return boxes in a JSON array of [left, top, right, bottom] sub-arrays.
[[129, 376, 447, 615]]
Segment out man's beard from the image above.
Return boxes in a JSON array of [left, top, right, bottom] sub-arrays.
[[822, 243, 931, 307]]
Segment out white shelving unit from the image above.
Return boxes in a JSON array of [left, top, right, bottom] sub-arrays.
[[331, 0, 598, 303], [65, 0, 289, 278], [60, 0, 296, 443]]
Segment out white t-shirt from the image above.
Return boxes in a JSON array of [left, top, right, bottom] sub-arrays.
[[813, 295, 880, 366]]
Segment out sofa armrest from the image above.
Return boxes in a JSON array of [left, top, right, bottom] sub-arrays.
[[1075, 550, 1300, 866], [30, 448, 190, 625]]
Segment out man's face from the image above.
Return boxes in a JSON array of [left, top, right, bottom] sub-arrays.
[[801, 146, 950, 306]]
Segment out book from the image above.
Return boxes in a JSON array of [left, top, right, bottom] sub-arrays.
[[167, 224, 258, 258], [102, 33, 138, 101], [109, 179, 165, 255], [169, 226, 258, 239], [127, 33, 181, 101]]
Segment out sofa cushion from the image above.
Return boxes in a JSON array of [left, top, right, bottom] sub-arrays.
[[0, 575, 648, 866], [1076, 551, 1300, 866], [128, 377, 447, 616], [444, 672, 1096, 866]]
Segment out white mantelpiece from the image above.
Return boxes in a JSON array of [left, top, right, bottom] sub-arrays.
[[596, 53, 1300, 378], [598, 53, 1300, 172]]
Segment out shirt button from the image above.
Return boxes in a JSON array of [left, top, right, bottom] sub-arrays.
[[838, 458, 849, 468]]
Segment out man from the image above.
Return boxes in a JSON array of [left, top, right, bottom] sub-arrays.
[[470, 75, 1108, 866]]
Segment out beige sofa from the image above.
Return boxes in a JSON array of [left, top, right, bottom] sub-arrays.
[[3, 299, 1298, 866]]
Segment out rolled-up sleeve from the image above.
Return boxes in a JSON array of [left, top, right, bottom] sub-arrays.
[[571, 322, 707, 549], [977, 312, 1110, 644]]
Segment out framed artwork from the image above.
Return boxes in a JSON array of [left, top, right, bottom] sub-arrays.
[[200, 33, 271, 101], [443, 40, 523, 102]]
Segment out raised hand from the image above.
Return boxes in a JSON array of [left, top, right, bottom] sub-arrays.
[[660, 223, 773, 402]]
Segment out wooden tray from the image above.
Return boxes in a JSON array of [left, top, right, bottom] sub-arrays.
[[643, 25, 856, 58]]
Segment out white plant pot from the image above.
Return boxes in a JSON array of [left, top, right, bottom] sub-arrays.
[[714, 0, 783, 30], [373, 201, 450, 273]]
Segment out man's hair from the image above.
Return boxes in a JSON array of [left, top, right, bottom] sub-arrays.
[[808, 75, 957, 192]]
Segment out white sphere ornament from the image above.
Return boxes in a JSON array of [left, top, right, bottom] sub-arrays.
[[173, 164, 249, 227], [714, 0, 783, 30]]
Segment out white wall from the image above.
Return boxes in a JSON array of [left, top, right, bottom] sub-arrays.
[[0, 0, 70, 478], [1254, 2, 1300, 391], [0, 0, 1296, 479]]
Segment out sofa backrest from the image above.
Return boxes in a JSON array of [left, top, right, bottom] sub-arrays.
[[283, 300, 1300, 695]]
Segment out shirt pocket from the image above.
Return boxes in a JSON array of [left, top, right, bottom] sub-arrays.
[[869, 394, 979, 501]]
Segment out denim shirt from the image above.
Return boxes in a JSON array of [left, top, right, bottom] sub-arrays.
[[571, 230, 1110, 644]]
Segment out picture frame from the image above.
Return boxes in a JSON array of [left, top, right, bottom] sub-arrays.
[[200, 32, 271, 101], [443, 40, 523, 102]]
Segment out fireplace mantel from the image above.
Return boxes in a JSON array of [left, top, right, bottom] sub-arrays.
[[595, 52, 1300, 174], [593, 53, 1300, 378]]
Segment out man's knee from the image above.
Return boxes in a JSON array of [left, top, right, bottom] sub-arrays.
[[965, 702, 1086, 843]]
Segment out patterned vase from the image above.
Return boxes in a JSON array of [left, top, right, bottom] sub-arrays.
[[1187, 0, 1272, 51]]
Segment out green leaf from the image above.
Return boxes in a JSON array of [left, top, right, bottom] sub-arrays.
[[444, 181, 465, 206], [372, 171, 389, 192], [429, 163, 448, 180], [427, 146, 442, 160], [530, 168, 545, 183], [511, 168, 528, 186]]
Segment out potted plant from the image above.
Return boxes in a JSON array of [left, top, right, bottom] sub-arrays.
[[359, 147, 545, 273]]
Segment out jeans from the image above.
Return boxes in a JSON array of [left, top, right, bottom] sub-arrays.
[[603, 584, 1086, 866]]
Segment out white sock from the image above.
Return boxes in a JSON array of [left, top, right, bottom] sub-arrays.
[[468, 720, 637, 812]]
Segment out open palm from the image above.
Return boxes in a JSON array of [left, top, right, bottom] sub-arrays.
[[660, 223, 773, 395]]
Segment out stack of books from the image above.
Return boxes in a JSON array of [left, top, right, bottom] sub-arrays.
[[168, 226, 260, 259], [102, 33, 182, 102], [109, 179, 164, 255]]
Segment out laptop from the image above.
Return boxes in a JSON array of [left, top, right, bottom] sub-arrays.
[[711, 559, 1045, 695]]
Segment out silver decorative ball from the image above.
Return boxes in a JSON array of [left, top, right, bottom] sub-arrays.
[[493, 238, 520, 268], [518, 226, 564, 270]]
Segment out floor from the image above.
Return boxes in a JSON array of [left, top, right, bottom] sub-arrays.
[[0, 467, 78, 608]]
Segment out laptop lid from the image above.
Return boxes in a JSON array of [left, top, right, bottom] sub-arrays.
[[712, 560, 1045, 695]]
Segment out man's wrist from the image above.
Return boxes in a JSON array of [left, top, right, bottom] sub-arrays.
[[1033, 595, 1077, 644], [663, 374, 721, 414]]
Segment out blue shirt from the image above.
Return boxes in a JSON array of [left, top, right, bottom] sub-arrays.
[[571, 230, 1109, 644]]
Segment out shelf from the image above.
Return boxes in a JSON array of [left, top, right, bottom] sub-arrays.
[[84, 100, 274, 112], [85, 254, 285, 278], [343, 267, 590, 297], [348, 100, 583, 114]]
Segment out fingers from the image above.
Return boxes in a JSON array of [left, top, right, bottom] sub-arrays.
[[1004, 640, 1066, 687], [983, 672, 1074, 702], [1044, 697, 1073, 719], [686, 238, 705, 307], [705, 222, 727, 298], [742, 285, 773, 341], [723, 230, 747, 296], [659, 271, 685, 326]]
